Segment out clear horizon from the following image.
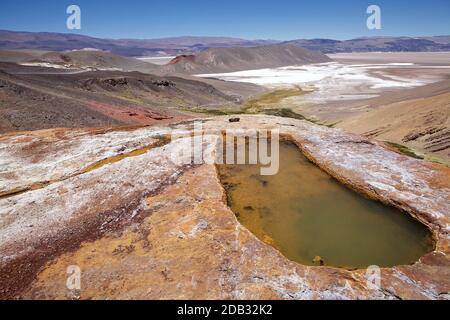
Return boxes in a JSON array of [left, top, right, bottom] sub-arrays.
[[2, 29, 450, 42], [0, 0, 449, 41]]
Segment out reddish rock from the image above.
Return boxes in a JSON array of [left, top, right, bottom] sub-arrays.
[[168, 55, 196, 65], [0, 115, 448, 300]]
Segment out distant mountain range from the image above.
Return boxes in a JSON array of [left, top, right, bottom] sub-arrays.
[[1, 30, 450, 56], [0, 30, 278, 56], [285, 36, 450, 53]]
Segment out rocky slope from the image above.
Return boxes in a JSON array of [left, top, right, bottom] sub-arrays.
[[0, 116, 448, 299], [0, 49, 160, 72], [163, 44, 332, 74], [338, 92, 450, 163], [0, 66, 244, 133]]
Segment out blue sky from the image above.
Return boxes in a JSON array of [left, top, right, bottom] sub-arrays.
[[0, 0, 449, 40]]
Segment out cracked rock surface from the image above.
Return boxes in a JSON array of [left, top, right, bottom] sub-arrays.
[[0, 115, 449, 299]]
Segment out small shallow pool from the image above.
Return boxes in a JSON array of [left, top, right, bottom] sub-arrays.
[[217, 140, 434, 269]]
